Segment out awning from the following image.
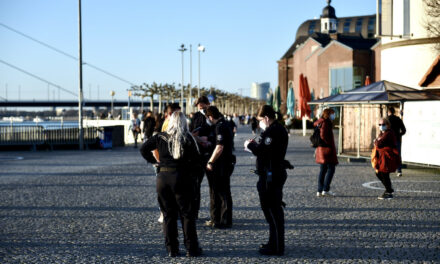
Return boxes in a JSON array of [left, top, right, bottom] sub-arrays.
[[309, 80, 440, 105]]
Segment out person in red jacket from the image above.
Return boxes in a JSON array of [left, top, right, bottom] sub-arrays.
[[314, 108, 338, 197], [374, 117, 398, 200]]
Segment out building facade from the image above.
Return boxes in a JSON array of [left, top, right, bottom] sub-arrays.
[[277, 0, 378, 115], [250, 82, 270, 100]]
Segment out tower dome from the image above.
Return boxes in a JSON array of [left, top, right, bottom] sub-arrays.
[[321, 0, 336, 19]]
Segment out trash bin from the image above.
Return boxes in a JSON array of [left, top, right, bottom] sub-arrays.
[[99, 127, 113, 149]]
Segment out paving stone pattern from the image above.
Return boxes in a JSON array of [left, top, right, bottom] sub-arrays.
[[0, 126, 439, 263]]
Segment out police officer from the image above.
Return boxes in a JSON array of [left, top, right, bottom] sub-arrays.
[[205, 106, 235, 228], [140, 112, 202, 257], [189, 96, 215, 219], [245, 105, 288, 256]]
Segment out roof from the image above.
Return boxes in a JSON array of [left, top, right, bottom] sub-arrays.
[[419, 55, 440, 88], [321, 3, 336, 19], [281, 33, 377, 59], [309, 80, 440, 105]]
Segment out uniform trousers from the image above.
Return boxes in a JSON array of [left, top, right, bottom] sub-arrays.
[[193, 156, 209, 219], [257, 172, 287, 253], [206, 161, 234, 226], [156, 170, 199, 252]]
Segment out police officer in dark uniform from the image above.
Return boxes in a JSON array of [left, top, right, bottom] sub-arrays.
[[189, 96, 215, 219], [205, 106, 235, 228], [245, 105, 288, 256], [140, 111, 202, 257]]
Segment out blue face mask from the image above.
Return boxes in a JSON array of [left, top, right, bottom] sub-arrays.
[[380, 125, 387, 131], [330, 113, 336, 121]]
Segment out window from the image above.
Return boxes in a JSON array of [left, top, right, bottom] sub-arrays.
[[403, 0, 410, 36], [368, 17, 376, 38], [325, 22, 328, 30], [380, 0, 392, 36], [308, 21, 316, 35], [343, 19, 352, 33], [355, 19, 363, 33], [329, 67, 354, 95]]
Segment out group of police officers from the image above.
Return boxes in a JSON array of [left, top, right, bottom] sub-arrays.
[[141, 96, 289, 257]]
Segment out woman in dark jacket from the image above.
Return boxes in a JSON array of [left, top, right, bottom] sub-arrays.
[[314, 108, 338, 197], [373, 117, 398, 200], [140, 112, 202, 257]]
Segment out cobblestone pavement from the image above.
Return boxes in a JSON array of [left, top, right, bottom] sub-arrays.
[[0, 126, 439, 263]]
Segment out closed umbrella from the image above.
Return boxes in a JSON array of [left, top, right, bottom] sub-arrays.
[[364, 75, 371, 86], [286, 87, 295, 117], [299, 74, 311, 118], [272, 86, 281, 112]]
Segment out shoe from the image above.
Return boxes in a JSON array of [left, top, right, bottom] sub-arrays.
[[168, 251, 179, 257], [204, 220, 214, 227], [397, 172, 402, 177], [378, 192, 393, 200], [158, 212, 164, 223], [186, 247, 202, 257], [316, 192, 322, 197], [322, 191, 336, 197], [258, 247, 284, 256]]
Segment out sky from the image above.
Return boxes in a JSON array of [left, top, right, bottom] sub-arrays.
[[0, 0, 376, 102]]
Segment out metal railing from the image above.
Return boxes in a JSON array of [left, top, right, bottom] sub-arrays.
[[0, 125, 98, 147]]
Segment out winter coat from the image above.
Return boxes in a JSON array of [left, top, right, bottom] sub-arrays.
[[373, 129, 399, 173], [314, 118, 338, 165]]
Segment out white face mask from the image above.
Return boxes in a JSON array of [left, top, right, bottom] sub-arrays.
[[330, 113, 336, 121], [259, 120, 267, 131], [380, 125, 387, 131], [206, 118, 212, 126], [199, 109, 205, 115]]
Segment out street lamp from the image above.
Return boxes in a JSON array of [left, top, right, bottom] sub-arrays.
[[110, 90, 115, 117], [197, 44, 205, 98], [178, 44, 187, 111]]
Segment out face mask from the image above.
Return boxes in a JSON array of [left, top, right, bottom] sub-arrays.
[[199, 109, 205, 115], [259, 120, 267, 131], [380, 125, 387, 131], [227, 117, 231, 121], [206, 118, 212, 126], [330, 113, 336, 121]]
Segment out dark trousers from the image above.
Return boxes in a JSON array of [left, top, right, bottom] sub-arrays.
[[376, 172, 394, 193], [396, 140, 402, 173], [156, 171, 199, 252], [318, 163, 336, 192], [193, 157, 208, 219], [206, 162, 234, 226], [257, 173, 286, 253]]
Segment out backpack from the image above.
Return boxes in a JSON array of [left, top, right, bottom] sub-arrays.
[[310, 124, 323, 148]]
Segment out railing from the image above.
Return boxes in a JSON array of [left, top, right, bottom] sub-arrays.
[[0, 125, 99, 147]]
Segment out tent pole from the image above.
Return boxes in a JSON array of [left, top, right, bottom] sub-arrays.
[[338, 105, 343, 155], [357, 104, 361, 158]]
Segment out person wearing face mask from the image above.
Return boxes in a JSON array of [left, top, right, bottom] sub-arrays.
[[204, 106, 235, 229], [244, 105, 288, 256], [314, 108, 338, 197], [373, 117, 398, 200], [189, 96, 215, 219]]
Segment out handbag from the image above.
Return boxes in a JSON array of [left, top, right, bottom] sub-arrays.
[[310, 124, 324, 148]]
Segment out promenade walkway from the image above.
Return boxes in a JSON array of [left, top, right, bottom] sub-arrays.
[[0, 126, 439, 263]]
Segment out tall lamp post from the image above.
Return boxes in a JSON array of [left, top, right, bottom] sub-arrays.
[[110, 90, 115, 117], [189, 44, 192, 114], [78, 0, 84, 150], [178, 44, 187, 111], [197, 44, 205, 98]]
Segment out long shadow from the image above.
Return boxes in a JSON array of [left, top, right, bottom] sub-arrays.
[[0, 183, 156, 189], [0, 206, 158, 212], [0, 172, 156, 177]]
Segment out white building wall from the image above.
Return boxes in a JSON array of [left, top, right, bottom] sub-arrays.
[[381, 0, 439, 88]]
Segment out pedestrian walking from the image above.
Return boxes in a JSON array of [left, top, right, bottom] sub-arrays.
[[129, 112, 141, 148], [205, 106, 235, 229], [387, 106, 406, 177], [140, 112, 203, 257], [142, 110, 156, 141], [314, 108, 338, 197], [371, 117, 399, 200], [244, 105, 288, 256], [189, 96, 215, 220]]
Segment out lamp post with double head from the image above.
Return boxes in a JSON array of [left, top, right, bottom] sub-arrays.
[[178, 44, 187, 111], [197, 44, 205, 98]]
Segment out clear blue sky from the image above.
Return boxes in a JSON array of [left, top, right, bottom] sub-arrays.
[[0, 0, 376, 101]]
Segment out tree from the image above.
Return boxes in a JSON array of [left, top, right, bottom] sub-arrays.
[[423, 0, 440, 52]]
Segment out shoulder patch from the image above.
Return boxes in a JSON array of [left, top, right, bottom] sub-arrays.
[[217, 134, 223, 141], [264, 137, 272, 145]]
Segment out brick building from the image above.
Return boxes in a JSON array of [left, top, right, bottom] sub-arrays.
[[277, 0, 378, 115]]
